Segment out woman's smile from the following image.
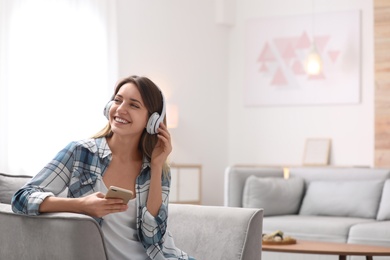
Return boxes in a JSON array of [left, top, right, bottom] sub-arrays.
[[114, 116, 130, 124]]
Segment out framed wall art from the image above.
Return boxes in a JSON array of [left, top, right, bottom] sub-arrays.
[[244, 10, 361, 106]]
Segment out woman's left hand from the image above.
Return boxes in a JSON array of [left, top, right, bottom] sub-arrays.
[[151, 122, 172, 167]]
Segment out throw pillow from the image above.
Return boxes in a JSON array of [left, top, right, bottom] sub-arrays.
[[242, 176, 305, 216], [299, 180, 384, 219], [0, 173, 32, 204], [377, 179, 390, 220]]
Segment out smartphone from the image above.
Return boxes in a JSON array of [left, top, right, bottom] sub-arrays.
[[105, 186, 134, 204]]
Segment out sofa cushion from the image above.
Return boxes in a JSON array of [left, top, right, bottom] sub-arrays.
[[377, 179, 390, 221], [299, 180, 384, 219], [242, 176, 304, 216], [348, 221, 390, 246], [263, 215, 373, 243], [0, 173, 32, 204]]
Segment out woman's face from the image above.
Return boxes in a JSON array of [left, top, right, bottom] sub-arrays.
[[109, 82, 149, 137]]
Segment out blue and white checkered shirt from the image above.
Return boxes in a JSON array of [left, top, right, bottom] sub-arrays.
[[12, 137, 194, 260]]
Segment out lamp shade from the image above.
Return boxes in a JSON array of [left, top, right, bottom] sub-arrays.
[[167, 104, 179, 129]]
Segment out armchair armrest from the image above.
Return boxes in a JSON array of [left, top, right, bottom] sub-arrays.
[[168, 204, 263, 260], [0, 203, 107, 260]]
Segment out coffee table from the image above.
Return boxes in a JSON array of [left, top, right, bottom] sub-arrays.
[[262, 240, 390, 260]]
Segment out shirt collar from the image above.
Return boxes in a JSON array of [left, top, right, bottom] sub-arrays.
[[96, 137, 112, 159], [142, 157, 150, 170]]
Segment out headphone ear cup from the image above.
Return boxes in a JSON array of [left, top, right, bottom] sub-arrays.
[[146, 112, 160, 134], [103, 101, 114, 120]]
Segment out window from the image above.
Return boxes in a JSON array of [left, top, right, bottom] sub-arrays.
[[0, 0, 118, 175]]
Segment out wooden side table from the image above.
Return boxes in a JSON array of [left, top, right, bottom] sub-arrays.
[[262, 240, 390, 260]]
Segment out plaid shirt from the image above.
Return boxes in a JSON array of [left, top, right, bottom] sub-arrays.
[[11, 137, 194, 260]]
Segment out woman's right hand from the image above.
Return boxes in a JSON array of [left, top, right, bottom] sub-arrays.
[[79, 192, 128, 218]]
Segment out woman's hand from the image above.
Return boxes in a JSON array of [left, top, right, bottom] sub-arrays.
[[151, 122, 172, 168], [79, 192, 128, 218]]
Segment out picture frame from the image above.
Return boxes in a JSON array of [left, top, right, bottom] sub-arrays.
[[244, 10, 361, 106], [303, 138, 331, 166]]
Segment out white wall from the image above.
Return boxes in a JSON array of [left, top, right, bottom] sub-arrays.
[[116, 0, 230, 205], [116, 0, 374, 206], [228, 0, 374, 167]]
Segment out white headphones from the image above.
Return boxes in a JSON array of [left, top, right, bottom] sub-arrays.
[[103, 91, 166, 135]]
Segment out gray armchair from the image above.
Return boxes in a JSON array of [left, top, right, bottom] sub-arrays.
[[0, 173, 263, 260]]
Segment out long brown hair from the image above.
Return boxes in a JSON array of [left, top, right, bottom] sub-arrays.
[[92, 75, 169, 175]]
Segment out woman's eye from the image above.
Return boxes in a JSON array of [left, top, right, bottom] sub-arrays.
[[131, 104, 140, 108], [114, 99, 121, 104]]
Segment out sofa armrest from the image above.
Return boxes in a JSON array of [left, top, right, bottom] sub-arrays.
[[168, 204, 263, 260], [224, 166, 283, 207], [0, 203, 107, 260]]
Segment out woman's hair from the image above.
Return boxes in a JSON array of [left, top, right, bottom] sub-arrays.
[[92, 75, 169, 176]]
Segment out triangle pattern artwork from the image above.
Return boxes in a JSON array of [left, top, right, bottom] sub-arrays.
[[244, 10, 361, 106]]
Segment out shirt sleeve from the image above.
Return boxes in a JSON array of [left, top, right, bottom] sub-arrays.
[[11, 141, 77, 215], [138, 170, 171, 247], [140, 202, 169, 245]]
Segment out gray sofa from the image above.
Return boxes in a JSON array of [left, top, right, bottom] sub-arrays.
[[0, 173, 263, 260], [225, 166, 390, 260]]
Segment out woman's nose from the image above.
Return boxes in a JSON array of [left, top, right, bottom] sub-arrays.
[[116, 103, 128, 114]]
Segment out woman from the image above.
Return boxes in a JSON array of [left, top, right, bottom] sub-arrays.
[[12, 75, 194, 260]]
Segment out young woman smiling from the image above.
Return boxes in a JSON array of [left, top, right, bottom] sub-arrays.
[[12, 75, 195, 260]]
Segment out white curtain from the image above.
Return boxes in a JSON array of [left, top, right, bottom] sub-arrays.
[[0, 0, 118, 175]]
